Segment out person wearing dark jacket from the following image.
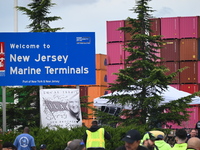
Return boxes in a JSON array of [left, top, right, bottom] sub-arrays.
[[115, 129, 148, 150], [83, 120, 111, 150]]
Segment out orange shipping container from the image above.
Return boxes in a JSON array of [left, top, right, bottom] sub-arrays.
[[180, 61, 198, 83], [82, 119, 94, 128], [96, 70, 107, 86], [88, 86, 108, 102], [87, 86, 108, 118], [96, 54, 107, 70], [180, 39, 198, 61]]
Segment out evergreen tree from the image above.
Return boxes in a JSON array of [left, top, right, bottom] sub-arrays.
[[5, 0, 64, 129], [100, 0, 199, 129], [16, 0, 63, 32]]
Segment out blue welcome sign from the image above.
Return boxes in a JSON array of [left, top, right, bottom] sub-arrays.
[[0, 32, 96, 86]]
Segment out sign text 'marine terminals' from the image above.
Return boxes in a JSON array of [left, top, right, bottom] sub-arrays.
[[0, 32, 96, 86]]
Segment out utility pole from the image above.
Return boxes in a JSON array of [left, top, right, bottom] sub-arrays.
[[2, 0, 19, 133], [14, 0, 18, 32]]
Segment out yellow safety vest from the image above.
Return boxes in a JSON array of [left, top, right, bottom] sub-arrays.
[[86, 128, 105, 149]]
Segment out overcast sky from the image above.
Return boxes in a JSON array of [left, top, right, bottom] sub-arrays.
[[0, 0, 200, 54]]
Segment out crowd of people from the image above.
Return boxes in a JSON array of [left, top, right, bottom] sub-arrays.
[[2, 122, 200, 150]]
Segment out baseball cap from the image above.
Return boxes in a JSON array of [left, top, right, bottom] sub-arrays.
[[149, 130, 165, 140], [3, 142, 16, 149], [122, 129, 141, 143], [142, 132, 156, 141], [40, 144, 47, 149], [157, 135, 164, 140]]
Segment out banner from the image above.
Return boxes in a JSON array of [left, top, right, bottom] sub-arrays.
[[0, 32, 95, 86], [40, 88, 82, 129]]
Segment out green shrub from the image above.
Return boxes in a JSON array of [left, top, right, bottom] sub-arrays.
[[0, 126, 171, 150]]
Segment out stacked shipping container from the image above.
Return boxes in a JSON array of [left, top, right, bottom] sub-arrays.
[[106, 16, 200, 129], [160, 16, 200, 128], [82, 54, 108, 127], [160, 16, 200, 91], [106, 20, 130, 85]]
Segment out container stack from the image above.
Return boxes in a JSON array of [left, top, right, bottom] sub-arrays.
[[106, 19, 161, 85], [160, 16, 200, 94], [160, 17, 180, 89], [160, 16, 200, 129], [106, 16, 200, 129], [82, 54, 108, 127], [106, 20, 131, 85]]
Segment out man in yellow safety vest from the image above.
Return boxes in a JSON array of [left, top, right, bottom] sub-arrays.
[[83, 120, 111, 150]]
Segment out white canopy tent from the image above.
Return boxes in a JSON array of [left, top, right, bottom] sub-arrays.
[[94, 86, 200, 109]]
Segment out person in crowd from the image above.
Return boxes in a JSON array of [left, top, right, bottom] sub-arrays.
[[170, 129, 187, 150], [141, 131, 158, 150], [64, 139, 85, 150], [13, 127, 36, 150], [40, 144, 47, 150], [83, 120, 111, 150], [115, 129, 148, 150], [2, 142, 16, 150], [187, 129, 197, 140], [187, 137, 200, 150], [154, 133, 171, 150], [67, 141, 72, 146]]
